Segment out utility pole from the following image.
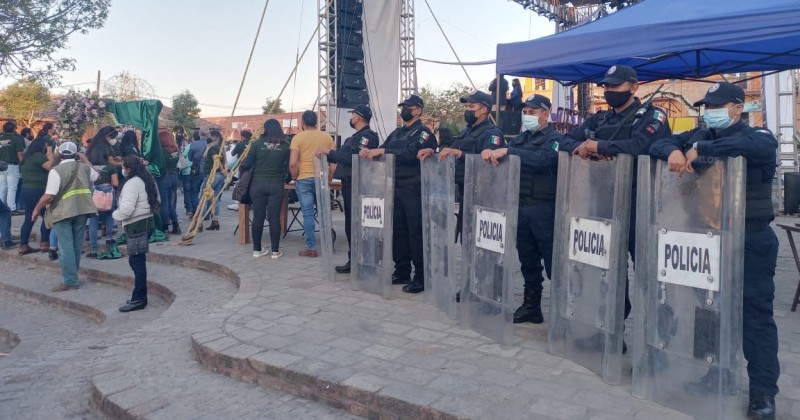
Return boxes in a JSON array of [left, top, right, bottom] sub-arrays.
[[96, 71, 101, 95]]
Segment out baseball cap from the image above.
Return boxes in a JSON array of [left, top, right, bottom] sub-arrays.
[[599, 65, 638, 86], [349, 104, 373, 121], [522, 94, 551, 110], [57, 141, 78, 157], [693, 82, 745, 107], [398, 94, 424, 108], [460, 91, 493, 110]]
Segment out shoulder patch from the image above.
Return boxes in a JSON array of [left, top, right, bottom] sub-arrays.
[[490, 135, 501, 146], [653, 110, 667, 124], [551, 141, 559, 152], [418, 131, 430, 144], [359, 136, 370, 147]]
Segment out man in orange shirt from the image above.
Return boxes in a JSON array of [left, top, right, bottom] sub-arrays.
[[289, 111, 335, 257]]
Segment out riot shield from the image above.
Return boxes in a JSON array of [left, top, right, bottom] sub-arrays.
[[313, 155, 335, 282], [460, 154, 520, 344], [421, 157, 458, 318], [632, 157, 745, 419], [351, 155, 395, 298], [548, 152, 633, 385]]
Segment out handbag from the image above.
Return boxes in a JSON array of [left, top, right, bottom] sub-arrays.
[[92, 184, 114, 211], [177, 152, 190, 170], [44, 164, 80, 229], [125, 217, 152, 256], [232, 168, 253, 205]]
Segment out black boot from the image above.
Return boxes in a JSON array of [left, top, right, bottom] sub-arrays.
[[119, 299, 147, 312], [392, 272, 410, 285], [171, 224, 181, 235], [335, 260, 351, 273], [513, 289, 544, 324], [747, 391, 775, 420], [402, 278, 424, 294]]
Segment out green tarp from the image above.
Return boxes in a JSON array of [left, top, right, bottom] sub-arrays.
[[106, 100, 166, 177]]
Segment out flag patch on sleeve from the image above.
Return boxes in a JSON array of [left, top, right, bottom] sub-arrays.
[[490, 135, 501, 146], [551, 141, 559, 152], [653, 110, 667, 124], [360, 137, 370, 147]]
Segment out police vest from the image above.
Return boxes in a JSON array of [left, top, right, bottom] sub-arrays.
[[451, 122, 494, 185], [384, 123, 429, 179], [515, 132, 558, 204], [730, 129, 774, 225], [49, 161, 97, 224], [593, 103, 652, 142]]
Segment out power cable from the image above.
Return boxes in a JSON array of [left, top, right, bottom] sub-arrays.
[[421, 0, 478, 91]]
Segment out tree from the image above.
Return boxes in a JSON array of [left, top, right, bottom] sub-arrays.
[[0, 0, 111, 85], [0, 79, 51, 128], [171, 90, 201, 130], [419, 82, 473, 134], [262, 97, 285, 114]]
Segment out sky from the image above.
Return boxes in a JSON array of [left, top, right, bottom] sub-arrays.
[[13, 0, 554, 117]]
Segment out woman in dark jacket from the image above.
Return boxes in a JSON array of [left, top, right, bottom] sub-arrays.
[[17, 137, 56, 254], [240, 119, 290, 259], [85, 126, 120, 257]]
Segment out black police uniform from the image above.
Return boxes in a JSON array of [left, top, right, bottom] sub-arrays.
[[561, 98, 672, 319], [381, 120, 437, 284], [326, 126, 379, 263], [508, 125, 561, 322], [449, 119, 506, 241], [649, 120, 780, 401]]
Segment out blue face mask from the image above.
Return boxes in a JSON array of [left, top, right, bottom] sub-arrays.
[[522, 114, 542, 132], [703, 107, 734, 130]]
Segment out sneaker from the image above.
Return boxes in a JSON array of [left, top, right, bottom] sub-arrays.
[[86, 252, 98, 258], [11, 210, 24, 216], [1, 240, 18, 250], [271, 251, 283, 259], [48, 249, 58, 261], [52, 283, 79, 292], [253, 249, 270, 258], [298, 249, 318, 258], [227, 203, 239, 211]]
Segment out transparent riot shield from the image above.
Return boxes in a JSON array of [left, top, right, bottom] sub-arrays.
[[632, 157, 745, 419], [460, 154, 520, 344], [313, 155, 335, 282], [548, 152, 633, 385], [351, 155, 395, 298], [421, 157, 458, 318]]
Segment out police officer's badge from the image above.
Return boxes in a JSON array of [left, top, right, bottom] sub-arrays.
[[490, 135, 501, 146], [708, 83, 720, 93], [608, 66, 617, 75]]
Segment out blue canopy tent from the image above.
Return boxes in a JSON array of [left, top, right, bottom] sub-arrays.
[[496, 0, 800, 84]]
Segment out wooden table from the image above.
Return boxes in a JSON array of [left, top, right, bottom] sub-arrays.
[[776, 223, 800, 312], [237, 180, 342, 244]]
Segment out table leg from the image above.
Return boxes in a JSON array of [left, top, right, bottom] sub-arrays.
[[238, 204, 250, 244], [280, 191, 288, 234], [786, 230, 800, 312]]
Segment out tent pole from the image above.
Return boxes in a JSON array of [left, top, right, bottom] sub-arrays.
[[495, 74, 501, 126]]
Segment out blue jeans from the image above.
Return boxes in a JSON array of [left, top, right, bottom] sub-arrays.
[[89, 212, 114, 252], [0, 164, 20, 211], [201, 173, 224, 218], [53, 215, 88, 286], [50, 228, 58, 249], [0, 197, 11, 244], [158, 173, 179, 228], [19, 187, 50, 246], [130, 253, 148, 301], [295, 178, 316, 250], [189, 174, 204, 213]]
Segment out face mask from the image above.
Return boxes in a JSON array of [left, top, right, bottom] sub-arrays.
[[463, 110, 477, 125], [109, 139, 118, 146], [522, 114, 542, 132], [400, 108, 414, 122], [604, 90, 632, 108], [703, 107, 734, 130], [122, 169, 129, 178], [349, 119, 356, 129]]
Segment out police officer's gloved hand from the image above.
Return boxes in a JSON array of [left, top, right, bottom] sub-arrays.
[[689, 129, 713, 143]]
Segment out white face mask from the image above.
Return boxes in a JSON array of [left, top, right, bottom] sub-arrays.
[[522, 114, 542, 132], [109, 138, 118, 146]]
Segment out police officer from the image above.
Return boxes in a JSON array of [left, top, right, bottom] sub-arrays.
[[561, 64, 672, 327], [316, 104, 379, 274], [650, 82, 779, 420], [418, 91, 505, 241], [482, 94, 560, 324], [361, 95, 437, 293]]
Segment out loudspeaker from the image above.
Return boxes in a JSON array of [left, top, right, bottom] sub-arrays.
[[340, 73, 366, 89], [339, 88, 368, 108], [338, 44, 364, 61]]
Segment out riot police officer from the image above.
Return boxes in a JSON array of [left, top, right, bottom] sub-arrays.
[[650, 82, 779, 420], [316, 104, 379, 274], [561, 64, 672, 326], [418, 90, 505, 241], [482, 94, 560, 324], [361, 95, 437, 294]]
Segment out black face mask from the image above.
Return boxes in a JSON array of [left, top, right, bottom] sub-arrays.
[[400, 108, 414, 122], [463, 110, 478, 125], [604, 90, 633, 108], [349, 119, 356, 129]]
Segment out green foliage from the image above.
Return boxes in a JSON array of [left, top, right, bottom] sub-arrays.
[[0, 0, 111, 85], [419, 82, 472, 127], [0, 78, 51, 128], [171, 90, 201, 130], [262, 97, 285, 114]]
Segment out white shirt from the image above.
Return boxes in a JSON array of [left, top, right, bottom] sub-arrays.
[[45, 160, 99, 195]]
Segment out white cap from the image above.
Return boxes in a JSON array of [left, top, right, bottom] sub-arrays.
[[57, 141, 78, 156]]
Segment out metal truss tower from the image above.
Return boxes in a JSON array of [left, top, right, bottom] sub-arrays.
[[399, 0, 418, 100], [317, 0, 336, 132]]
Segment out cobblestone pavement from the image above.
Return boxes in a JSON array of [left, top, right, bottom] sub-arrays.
[[3, 194, 800, 419]]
